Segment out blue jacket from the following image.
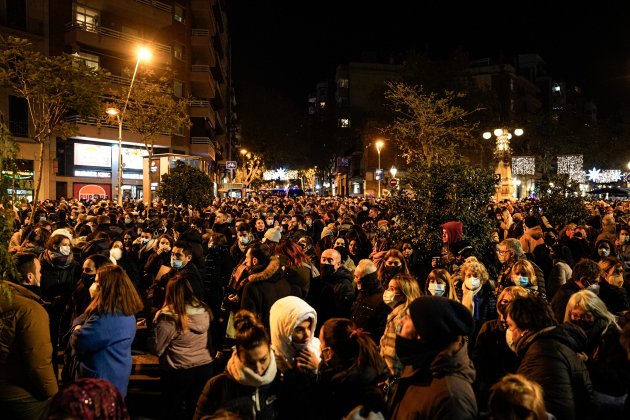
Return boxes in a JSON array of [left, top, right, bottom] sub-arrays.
[[71, 312, 137, 396]]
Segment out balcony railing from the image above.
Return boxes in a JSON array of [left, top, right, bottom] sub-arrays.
[[65, 21, 171, 56], [192, 29, 210, 37], [135, 0, 171, 13]]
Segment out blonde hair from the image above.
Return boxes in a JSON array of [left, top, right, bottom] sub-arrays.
[[510, 260, 537, 287], [564, 290, 620, 331], [426, 269, 458, 301], [390, 273, 422, 314], [460, 257, 489, 284], [489, 374, 547, 420]]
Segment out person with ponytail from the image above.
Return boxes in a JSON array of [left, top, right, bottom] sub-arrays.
[[316, 318, 389, 419], [151, 273, 214, 419], [194, 310, 282, 420]]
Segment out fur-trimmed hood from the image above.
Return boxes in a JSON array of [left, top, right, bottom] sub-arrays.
[[247, 255, 282, 283]]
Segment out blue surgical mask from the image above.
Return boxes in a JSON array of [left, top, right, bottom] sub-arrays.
[[171, 259, 183, 269], [518, 276, 529, 287]]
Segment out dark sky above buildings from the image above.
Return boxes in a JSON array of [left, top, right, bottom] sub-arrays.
[[227, 2, 630, 115]]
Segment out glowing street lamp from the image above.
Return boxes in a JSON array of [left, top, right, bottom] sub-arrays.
[[482, 128, 523, 201], [375, 139, 384, 198], [107, 46, 151, 206], [390, 166, 397, 178]]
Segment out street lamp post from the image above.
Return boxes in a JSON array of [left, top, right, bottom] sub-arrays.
[[482, 128, 523, 201], [106, 47, 151, 206], [375, 140, 384, 198]]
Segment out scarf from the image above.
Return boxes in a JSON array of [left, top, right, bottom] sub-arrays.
[[462, 283, 482, 320], [46, 248, 74, 268], [226, 348, 277, 387]]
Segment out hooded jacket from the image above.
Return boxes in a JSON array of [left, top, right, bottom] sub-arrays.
[[269, 296, 321, 373], [389, 338, 477, 420], [0, 282, 58, 402], [151, 305, 213, 370], [240, 256, 294, 329], [516, 324, 597, 420]]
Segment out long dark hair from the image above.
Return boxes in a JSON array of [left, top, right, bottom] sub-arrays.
[[163, 273, 211, 331], [321, 318, 384, 371], [85, 265, 143, 316]]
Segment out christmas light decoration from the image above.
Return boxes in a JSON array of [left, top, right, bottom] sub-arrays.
[[512, 156, 535, 175], [263, 168, 298, 181], [557, 155, 584, 182]]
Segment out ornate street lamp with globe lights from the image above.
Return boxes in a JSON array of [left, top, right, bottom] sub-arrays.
[[483, 128, 523, 201]]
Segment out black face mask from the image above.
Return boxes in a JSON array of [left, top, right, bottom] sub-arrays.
[[81, 272, 96, 288], [572, 319, 595, 332], [385, 265, 402, 277], [320, 263, 336, 279], [395, 335, 433, 366]]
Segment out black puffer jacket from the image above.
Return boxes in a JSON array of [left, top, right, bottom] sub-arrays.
[[351, 273, 391, 342], [516, 323, 597, 420]]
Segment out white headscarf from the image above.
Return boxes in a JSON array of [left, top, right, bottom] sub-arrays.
[[269, 296, 321, 371]]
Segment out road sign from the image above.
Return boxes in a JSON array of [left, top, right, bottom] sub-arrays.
[[375, 169, 384, 180], [226, 161, 237, 170], [389, 177, 399, 187]]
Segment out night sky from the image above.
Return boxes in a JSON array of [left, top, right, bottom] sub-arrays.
[[227, 2, 630, 116]]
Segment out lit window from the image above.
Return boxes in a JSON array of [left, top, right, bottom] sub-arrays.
[[338, 78, 348, 88], [319, 101, 326, 109], [173, 4, 185, 23], [74, 5, 99, 32], [174, 44, 184, 60], [174, 80, 183, 98], [339, 118, 350, 128], [73, 51, 99, 69]]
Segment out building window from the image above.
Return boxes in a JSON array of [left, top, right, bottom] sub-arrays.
[[319, 101, 326, 109], [173, 4, 185, 23], [73, 51, 99, 69], [174, 80, 184, 98], [9, 96, 28, 137], [173, 44, 184, 60], [74, 4, 99, 32], [339, 118, 350, 128], [338, 78, 348, 88]]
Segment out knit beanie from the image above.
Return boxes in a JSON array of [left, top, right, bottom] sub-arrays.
[[408, 296, 474, 347]]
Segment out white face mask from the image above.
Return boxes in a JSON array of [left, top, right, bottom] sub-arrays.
[[428, 282, 445, 296], [89, 282, 99, 299], [587, 283, 600, 295], [382, 290, 400, 307], [465, 276, 481, 290], [59, 245, 71, 256], [110, 247, 123, 261], [598, 248, 610, 257]]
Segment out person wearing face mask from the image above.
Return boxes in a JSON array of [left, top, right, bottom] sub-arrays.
[[506, 295, 597, 420], [307, 248, 354, 329], [230, 222, 254, 266], [143, 233, 174, 287], [379, 274, 422, 381], [315, 318, 389, 419], [593, 238, 615, 261], [424, 269, 457, 300], [334, 238, 356, 273], [616, 226, 630, 283], [509, 259, 546, 300], [564, 290, 630, 418], [350, 259, 391, 343], [134, 228, 157, 270], [472, 286, 529, 411], [297, 234, 319, 269], [551, 258, 604, 323], [377, 249, 410, 287], [597, 256, 630, 315], [67, 254, 115, 326], [1, 254, 58, 420], [194, 310, 283, 419], [389, 296, 476, 419]]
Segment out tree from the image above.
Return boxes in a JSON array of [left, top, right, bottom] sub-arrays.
[[537, 175, 589, 229], [384, 160, 497, 263], [0, 113, 18, 308], [0, 36, 106, 217], [156, 161, 213, 209], [105, 67, 190, 201], [384, 81, 483, 166], [235, 152, 264, 188]]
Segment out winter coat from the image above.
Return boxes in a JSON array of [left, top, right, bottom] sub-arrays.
[[151, 305, 213, 370], [194, 350, 281, 420], [380, 303, 405, 377], [471, 319, 520, 410], [351, 280, 391, 342], [547, 259, 572, 300], [324, 266, 355, 318], [0, 282, 58, 402], [389, 338, 477, 420], [316, 362, 388, 419], [240, 256, 294, 329], [516, 324, 597, 420], [582, 322, 630, 397], [551, 281, 582, 323], [70, 312, 137, 396]]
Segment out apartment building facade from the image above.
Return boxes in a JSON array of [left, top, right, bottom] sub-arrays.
[[0, 0, 231, 202]]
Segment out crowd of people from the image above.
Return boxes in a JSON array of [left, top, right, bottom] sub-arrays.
[[1, 193, 630, 419]]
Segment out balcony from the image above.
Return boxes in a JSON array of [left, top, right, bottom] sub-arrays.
[[190, 137, 216, 160], [189, 100, 215, 125], [190, 65, 215, 98], [65, 21, 171, 64]]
